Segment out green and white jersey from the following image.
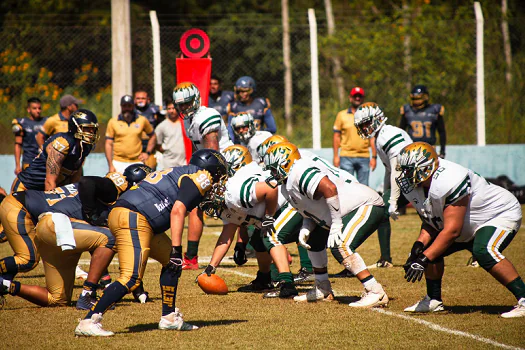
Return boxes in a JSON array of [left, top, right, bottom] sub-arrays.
[[375, 125, 412, 172], [185, 106, 233, 151], [243, 130, 272, 164], [300, 151, 358, 183], [403, 159, 522, 242], [284, 157, 383, 229], [223, 161, 287, 227]]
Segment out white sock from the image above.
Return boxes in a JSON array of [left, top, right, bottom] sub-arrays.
[[362, 277, 379, 290], [2, 279, 11, 288], [81, 290, 93, 297]]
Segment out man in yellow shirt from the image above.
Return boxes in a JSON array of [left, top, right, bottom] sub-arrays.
[[105, 95, 157, 174], [37, 94, 81, 147], [333, 87, 377, 185]]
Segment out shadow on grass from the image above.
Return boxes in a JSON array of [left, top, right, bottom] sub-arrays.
[[124, 319, 247, 333], [17, 274, 45, 279], [335, 296, 397, 304], [446, 305, 512, 315]]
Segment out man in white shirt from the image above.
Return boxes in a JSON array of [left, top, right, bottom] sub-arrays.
[[155, 100, 188, 169]]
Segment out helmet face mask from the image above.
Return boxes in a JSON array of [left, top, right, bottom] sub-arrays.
[[172, 82, 201, 119], [410, 85, 429, 109], [69, 109, 99, 145], [395, 142, 439, 194], [256, 134, 288, 163], [231, 112, 256, 143], [354, 102, 387, 139], [199, 182, 226, 219], [234, 76, 255, 102], [263, 142, 301, 189], [222, 145, 252, 177]]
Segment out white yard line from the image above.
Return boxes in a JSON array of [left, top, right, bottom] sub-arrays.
[[372, 309, 524, 350]]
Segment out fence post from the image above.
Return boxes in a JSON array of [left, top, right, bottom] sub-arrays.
[[111, 0, 132, 118], [474, 2, 486, 146], [308, 9, 321, 150], [149, 11, 163, 108]]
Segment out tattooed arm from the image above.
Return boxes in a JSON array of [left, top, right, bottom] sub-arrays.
[[45, 143, 66, 190], [202, 131, 220, 151]]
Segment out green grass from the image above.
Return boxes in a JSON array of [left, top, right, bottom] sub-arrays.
[[1, 208, 524, 349]]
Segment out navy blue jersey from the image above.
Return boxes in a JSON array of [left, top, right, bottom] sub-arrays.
[[137, 103, 161, 129], [20, 183, 79, 222], [228, 97, 276, 140], [400, 103, 444, 145], [12, 117, 47, 165], [115, 165, 213, 234], [209, 90, 234, 117], [17, 132, 93, 191]]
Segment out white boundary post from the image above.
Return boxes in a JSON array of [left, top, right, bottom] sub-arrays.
[[111, 0, 132, 118], [308, 9, 321, 150], [474, 2, 486, 146], [149, 11, 163, 108]]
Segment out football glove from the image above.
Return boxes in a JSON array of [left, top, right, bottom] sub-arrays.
[[260, 214, 276, 238], [167, 246, 183, 278], [388, 203, 400, 221], [404, 254, 429, 283], [327, 223, 343, 249], [233, 243, 248, 266], [298, 228, 311, 250], [403, 241, 425, 273], [195, 264, 216, 283]]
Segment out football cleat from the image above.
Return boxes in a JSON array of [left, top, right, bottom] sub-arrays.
[[293, 267, 315, 284], [467, 256, 480, 268], [76, 293, 97, 311], [333, 268, 355, 278], [75, 266, 89, 280], [367, 259, 393, 269], [501, 298, 525, 318], [75, 313, 114, 337], [238, 271, 273, 292], [404, 295, 445, 313], [181, 254, 199, 270], [349, 284, 389, 308], [293, 280, 334, 302], [263, 281, 298, 299], [159, 309, 199, 331]]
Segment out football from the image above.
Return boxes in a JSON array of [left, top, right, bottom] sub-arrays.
[[197, 274, 228, 295]]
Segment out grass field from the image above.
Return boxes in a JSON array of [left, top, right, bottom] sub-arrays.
[[1, 208, 524, 349]]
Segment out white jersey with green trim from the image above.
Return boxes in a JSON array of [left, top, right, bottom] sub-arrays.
[[403, 159, 522, 242], [243, 130, 272, 163], [223, 161, 288, 227], [284, 157, 383, 229], [375, 125, 412, 171], [299, 152, 358, 183], [186, 106, 233, 151]]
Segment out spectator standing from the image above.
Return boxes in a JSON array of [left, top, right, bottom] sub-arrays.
[[208, 75, 234, 121], [333, 87, 377, 185], [399, 85, 446, 158], [155, 100, 192, 169], [227, 76, 277, 141], [105, 95, 156, 174], [134, 89, 163, 170], [36, 94, 81, 147], [12, 97, 47, 174]]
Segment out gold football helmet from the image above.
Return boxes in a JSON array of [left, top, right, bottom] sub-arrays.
[[256, 134, 289, 162], [222, 145, 253, 177], [396, 142, 439, 194], [353, 102, 387, 139], [263, 142, 301, 188], [172, 82, 201, 119]]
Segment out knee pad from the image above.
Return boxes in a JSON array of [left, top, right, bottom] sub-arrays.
[[472, 247, 500, 271], [307, 249, 327, 269], [342, 252, 367, 275]]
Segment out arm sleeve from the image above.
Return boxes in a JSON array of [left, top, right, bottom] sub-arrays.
[[333, 112, 342, 132], [105, 119, 115, 139], [155, 124, 164, 144], [399, 109, 407, 130], [437, 111, 446, 154], [227, 114, 236, 142], [176, 176, 204, 211], [263, 109, 277, 134], [79, 177, 119, 214], [143, 118, 154, 136], [388, 157, 402, 205]]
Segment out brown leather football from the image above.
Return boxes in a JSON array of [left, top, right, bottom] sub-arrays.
[[197, 274, 228, 295]]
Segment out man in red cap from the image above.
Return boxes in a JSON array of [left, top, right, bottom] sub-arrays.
[[332, 87, 377, 277]]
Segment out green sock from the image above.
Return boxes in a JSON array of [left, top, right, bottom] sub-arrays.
[[377, 220, 391, 261], [270, 263, 279, 282], [426, 278, 442, 301], [278, 272, 293, 284], [506, 277, 525, 300], [298, 245, 313, 271], [186, 240, 200, 259]]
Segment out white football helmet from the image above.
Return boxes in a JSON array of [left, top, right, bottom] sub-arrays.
[[172, 82, 201, 119], [231, 112, 256, 143], [353, 102, 387, 139], [396, 142, 439, 194], [222, 145, 253, 177], [263, 142, 301, 188]]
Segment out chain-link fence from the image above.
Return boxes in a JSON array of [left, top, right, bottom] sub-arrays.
[[1, 10, 524, 154]]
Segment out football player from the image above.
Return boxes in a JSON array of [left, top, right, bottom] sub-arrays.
[[397, 142, 524, 318], [75, 149, 228, 336], [399, 85, 446, 158], [12, 109, 99, 192], [227, 76, 277, 140], [263, 142, 389, 307], [354, 102, 413, 268], [230, 112, 272, 161], [208, 75, 234, 119], [172, 82, 234, 270]]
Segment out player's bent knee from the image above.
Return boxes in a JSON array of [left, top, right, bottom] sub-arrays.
[[472, 248, 499, 271]]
